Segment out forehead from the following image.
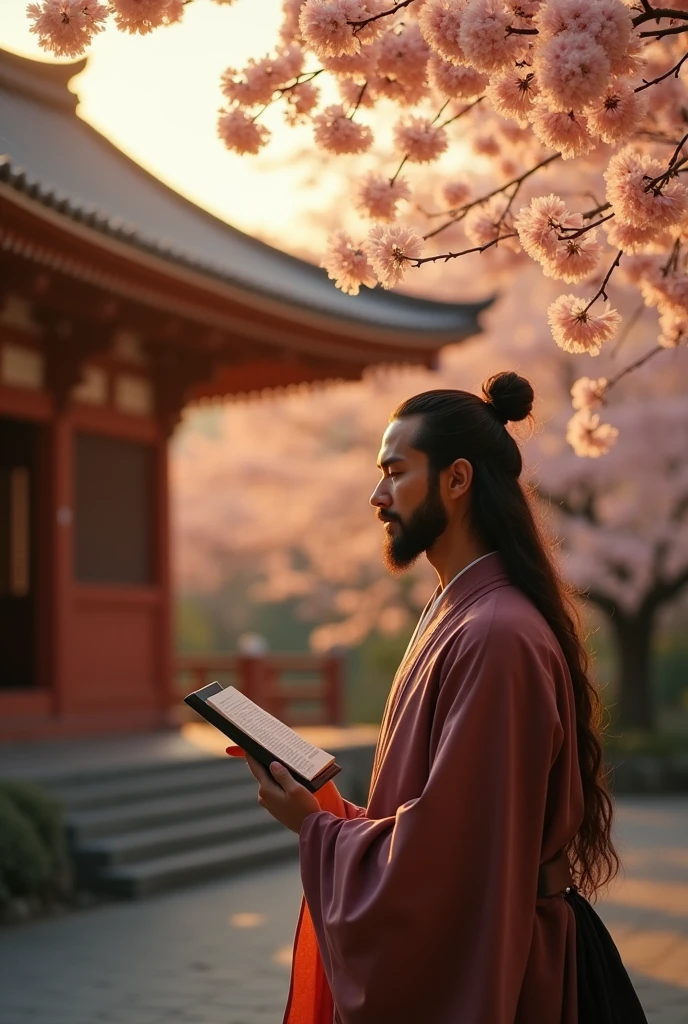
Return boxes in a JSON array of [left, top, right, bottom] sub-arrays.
[[378, 416, 422, 461]]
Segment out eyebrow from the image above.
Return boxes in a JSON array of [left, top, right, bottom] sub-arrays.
[[376, 455, 406, 471]]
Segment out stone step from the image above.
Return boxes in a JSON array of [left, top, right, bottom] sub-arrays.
[[49, 758, 246, 812], [75, 807, 278, 869], [68, 780, 258, 840], [97, 829, 299, 897], [37, 754, 230, 790]]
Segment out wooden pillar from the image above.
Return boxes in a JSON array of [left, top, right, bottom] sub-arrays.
[[156, 437, 176, 722], [50, 413, 73, 718]]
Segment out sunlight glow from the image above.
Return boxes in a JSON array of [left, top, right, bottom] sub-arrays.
[[0, 0, 336, 250]]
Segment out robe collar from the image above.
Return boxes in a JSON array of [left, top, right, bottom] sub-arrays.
[[428, 549, 510, 616], [402, 551, 511, 671]]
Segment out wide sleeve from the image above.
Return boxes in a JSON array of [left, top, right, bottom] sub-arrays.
[[298, 617, 565, 1024]]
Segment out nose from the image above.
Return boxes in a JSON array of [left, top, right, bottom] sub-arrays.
[[370, 479, 391, 509]]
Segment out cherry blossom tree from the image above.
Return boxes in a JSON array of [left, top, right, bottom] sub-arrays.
[[28, 0, 688, 452], [172, 263, 688, 727]]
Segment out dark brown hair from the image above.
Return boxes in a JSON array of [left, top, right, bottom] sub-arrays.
[[392, 370, 618, 898]]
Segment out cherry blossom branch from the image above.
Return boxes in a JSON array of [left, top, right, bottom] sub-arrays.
[[631, 6, 688, 26], [639, 22, 688, 37], [424, 153, 561, 241], [436, 96, 484, 130], [348, 0, 417, 32], [389, 98, 475, 186], [582, 202, 613, 219], [610, 301, 646, 357], [557, 212, 615, 239], [251, 70, 325, 122], [605, 344, 666, 392], [635, 51, 688, 92], [582, 250, 622, 314], [504, 3, 688, 40], [645, 132, 688, 189], [661, 237, 682, 274], [409, 233, 519, 265], [349, 81, 368, 119], [390, 156, 407, 186]]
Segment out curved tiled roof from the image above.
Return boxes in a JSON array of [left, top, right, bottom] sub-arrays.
[[0, 47, 488, 341]]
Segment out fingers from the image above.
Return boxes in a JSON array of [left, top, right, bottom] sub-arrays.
[[245, 754, 272, 787], [225, 746, 246, 758]]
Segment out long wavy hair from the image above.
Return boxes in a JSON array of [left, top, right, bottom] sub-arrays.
[[392, 372, 619, 898]]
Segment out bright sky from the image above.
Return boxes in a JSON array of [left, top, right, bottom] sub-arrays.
[[0, 0, 344, 250]]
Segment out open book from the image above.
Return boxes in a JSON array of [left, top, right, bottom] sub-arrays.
[[184, 682, 342, 793]]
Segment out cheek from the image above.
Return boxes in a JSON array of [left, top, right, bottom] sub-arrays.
[[394, 474, 425, 509]]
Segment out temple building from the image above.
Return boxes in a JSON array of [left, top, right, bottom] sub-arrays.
[[0, 47, 486, 740]]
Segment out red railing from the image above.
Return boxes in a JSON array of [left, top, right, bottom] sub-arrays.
[[176, 651, 345, 726]]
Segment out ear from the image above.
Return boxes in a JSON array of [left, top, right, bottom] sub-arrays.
[[446, 458, 473, 501]]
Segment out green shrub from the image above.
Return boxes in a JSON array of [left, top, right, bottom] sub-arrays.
[[0, 780, 68, 878], [0, 781, 72, 915], [0, 794, 53, 908]]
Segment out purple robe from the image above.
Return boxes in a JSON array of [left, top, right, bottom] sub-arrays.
[[299, 552, 584, 1024]]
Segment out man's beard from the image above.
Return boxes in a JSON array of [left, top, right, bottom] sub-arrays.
[[380, 475, 448, 574]]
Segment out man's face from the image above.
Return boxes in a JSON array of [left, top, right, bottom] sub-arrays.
[[370, 416, 448, 573]]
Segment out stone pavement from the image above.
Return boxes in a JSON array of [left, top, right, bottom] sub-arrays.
[[0, 796, 686, 1024]]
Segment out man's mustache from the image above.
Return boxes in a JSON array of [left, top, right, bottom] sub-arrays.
[[377, 512, 401, 524]]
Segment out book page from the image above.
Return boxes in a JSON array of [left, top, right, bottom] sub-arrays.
[[206, 686, 334, 780]]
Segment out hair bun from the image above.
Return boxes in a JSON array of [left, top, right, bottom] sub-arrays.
[[481, 371, 534, 424]]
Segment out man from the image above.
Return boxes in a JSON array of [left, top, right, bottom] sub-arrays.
[[234, 372, 644, 1024]]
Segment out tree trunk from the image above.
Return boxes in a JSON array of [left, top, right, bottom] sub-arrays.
[[607, 608, 655, 731]]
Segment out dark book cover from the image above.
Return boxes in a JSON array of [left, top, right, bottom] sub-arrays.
[[184, 681, 342, 794]]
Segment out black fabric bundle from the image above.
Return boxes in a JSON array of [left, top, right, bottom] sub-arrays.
[[566, 889, 648, 1023]]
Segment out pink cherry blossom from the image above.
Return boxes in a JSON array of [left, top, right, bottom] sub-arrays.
[[442, 179, 471, 208], [110, 0, 184, 34], [299, 0, 379, 59], [355, 173, 411, 221], [460, 0, 522, 73], [376, 22, 431, 90], [464, 195, 517, 248], [221, 51, 303, 108], [369, 74, 430, 107], [217, 108, 270, 154], [535, 0, 632, 71], [321, 47, 377, 77], [428, 55, 488, 100], [486, 70, 538, 127], [27, 0, 108, 57], [530, 105, 595, 160], [338, 76, 375, 108], [284, 82, 321, 124], [605, 219, 672, 255], [548, 294, 621, 354], [418, 0, 469, 65], [536, 32, 610, 110], [472, 130, 501, 157], [604, 148, 688, 230], [586, 82, 647, 144], [300, 0, 358, 58], [321, 231, 378, 294], [641, 272, 688, 318], [393, 116, 449, 163], [515, 194, 578, 262], [280, 0, 305, 46], [313, 104, 373, 153], [570, 376, 608, 411], [364, 224, 425, 289], [545, 231, 603, 284], [566, 409, 619, 458], [658, 306, 688, 348]]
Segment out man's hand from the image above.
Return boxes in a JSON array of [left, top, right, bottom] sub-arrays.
[[238, 752, 321, 834]]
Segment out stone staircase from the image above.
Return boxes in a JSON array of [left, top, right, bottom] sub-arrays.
[[45, 756, 299, 898]]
